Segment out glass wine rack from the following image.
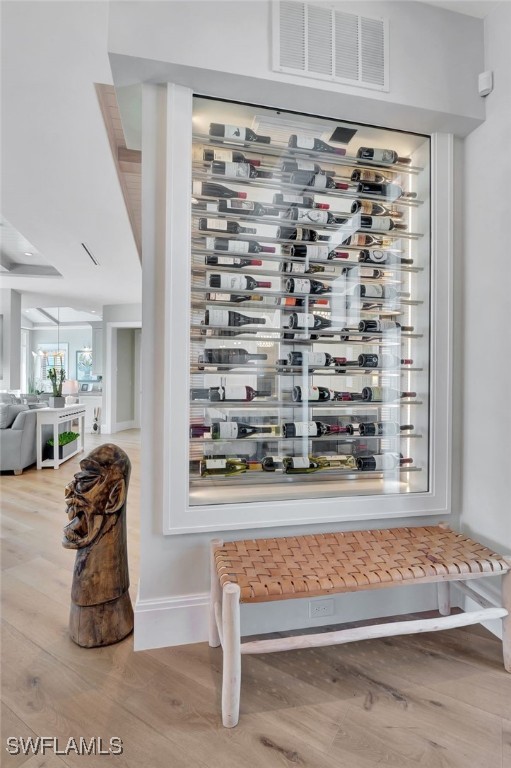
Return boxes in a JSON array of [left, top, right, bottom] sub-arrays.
[[188, 96, 431, 509]]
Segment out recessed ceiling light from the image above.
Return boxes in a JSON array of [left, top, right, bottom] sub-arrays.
[[91, 310, 96, 313], [24, 252, 33, 256]]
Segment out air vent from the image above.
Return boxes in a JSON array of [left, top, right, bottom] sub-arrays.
[[273, 2, 389, 92]]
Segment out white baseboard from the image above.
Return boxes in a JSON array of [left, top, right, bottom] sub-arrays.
[[134, 592, 209, 650], [454, 578, 503, 640]]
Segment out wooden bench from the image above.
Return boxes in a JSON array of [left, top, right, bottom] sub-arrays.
[[209, 524, 511, 727]]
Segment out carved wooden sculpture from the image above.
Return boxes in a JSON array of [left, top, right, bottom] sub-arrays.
[[62, 443, 133, 647]]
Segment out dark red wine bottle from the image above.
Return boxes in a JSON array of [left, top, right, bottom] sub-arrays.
[[358, 353, 413, 368], [204, 309, 266, 328], [358, 249, 413, 266], [211, 161, 272, 180], [361, 387, 416, 402], [203, 148, 261, 165], [211, 422, 274, 439], [357, 181, 417, 200], [198, 348, 267, 367], [285, 277, 331, 295], [286, 312, 332, 332], [288, 135, 346, 155], [273, 193, 329, 209], [190, 385, 271, 402], [356, 147, 411, 165], [290, 171, 349, 190], [288, 243, 341, 261], [218, 199, 279, 217], [199, 218, 256, 235], [358, 319, 414, 333], [193, 180, 247, 199], [358, 422, 414, 436], [277, 226, 330, 242], [287, 351, 345, 368], [205, 237, 276, 254], [282, 207, 336, 225], [205, 254, 262, 268], [283, 421, 348, 437], [209, 123, 271, 143], [292, 387, 363, 403], [281, 160, 325, 174], [189, 424, 211, 438], [356, 453, 413, 470], [209, 273, 272, 291]]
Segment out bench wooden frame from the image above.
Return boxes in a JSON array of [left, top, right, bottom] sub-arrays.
[[209, 525, 511, 727]]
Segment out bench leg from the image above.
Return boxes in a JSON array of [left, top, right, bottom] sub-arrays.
[[503, 570, 511, 672], [437, 581, 451, 616], [209, 539, 223, 648], [222, 583, 241, 727]]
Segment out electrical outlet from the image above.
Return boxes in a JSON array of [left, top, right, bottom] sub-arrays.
[[309, 598, 334, 619]]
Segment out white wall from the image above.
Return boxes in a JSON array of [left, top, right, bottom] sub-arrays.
[[461, 3, 511, 556], [0, 289, 21, 390], [106, 3, 491, 649], [102, 303, 142, 431]]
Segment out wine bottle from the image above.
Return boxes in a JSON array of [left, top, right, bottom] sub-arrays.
[[359, 215, 407, 232], [358, 319, 414, 333], [355, 284, 399, 300], [209, 273, 272, 291], [282, 208, 336, 225], [361, 387, 416, 402], [288, 134, 346, 155], [209, 123, 271, 143], [356, 453, 413, 471], [358, 422, 414, 436], [356, 147, 411, 165], [286, 277, 331, 295], [316, 454, 357, 469], [351, 169, 388, 183], [199, 218, 256, 235], [191, 386, 271, 402], [351, 199, 404, 218], [345, 233, 393, 248], [190, 425, 211, 438], [199, 457, 248, 476], [283, 421, 348, 437], [211, 161, 272, 180], [205, 291, 264, 304], [342, 265, 385, 279], [291, 386, 362, 403], [358, 249, 413, 266], [218, 199, 279, 217], [211, 422, 276, 439], [273, 193, 330, 209], [288, 244, 341, 261], [358, 353, 413, 369], [357, 181, 417, 200], [281, 160, 325, 174], [277, 226, 330, 243], [202, 148, 261, 165], [261, 456, 285, 472], [205, 254, 263, 268], [198, 348, 267, 367], [204, 308, 266, 328], [283, 456, 322, 474], [193, 180, 248, 200], [286, 312, 332, 332], [282, 260, 335, 275], [290, 171, 349, 191], [287, 351, 346, 368], [205, 237, 276, 254]]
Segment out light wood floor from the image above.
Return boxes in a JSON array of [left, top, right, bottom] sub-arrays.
[[1, 431, 510, 767]]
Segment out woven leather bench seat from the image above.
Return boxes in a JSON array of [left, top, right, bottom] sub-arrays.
[[215, 525, 509, 603]]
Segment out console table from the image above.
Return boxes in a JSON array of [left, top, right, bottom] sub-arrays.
[[36, 405, 86, 470]]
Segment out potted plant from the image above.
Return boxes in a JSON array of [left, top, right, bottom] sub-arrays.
[[47, 367, 66, 408], [45, 431, 80, 460]]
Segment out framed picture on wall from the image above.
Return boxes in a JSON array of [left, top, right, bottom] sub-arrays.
[[36, 343, 68, 387], [76, 349, 98, 382]]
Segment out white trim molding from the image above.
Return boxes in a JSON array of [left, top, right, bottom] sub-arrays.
[[134, 591, 209, 650]]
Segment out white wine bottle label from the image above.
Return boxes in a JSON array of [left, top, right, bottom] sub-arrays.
[[360, 170, 379, 181], [312, 175, 327, 189], [294, 135, 315, 149], [215, 422, 239, 438], [373, 454, 398, 470], [205, 237, 216, 250], [378, 320, 400, 331], [292, 313, 315, 328], [220, 162, 250, 178], [305, 244, 331, 260], [215, 256, 236, 265], [293, 422, 318, 436], [366, 249, 391, 263], [223, 386, 248, 400], [287, 262, 307, 273], [307, 388, 321, 401], [214, 274, 245, 290], [369, 149, 395, 164], [223, 125, 245, 140], [206, 218, 227, 230], [205, 459, 227, 469], [290, 456, 311, 467], [206, 309, 230, 326], [281, 194, 306, 204], [362, 284, 384, 298], [224, 200, 254, 211], [211, 148, 235, 162], [295, 209, 329, 224], [291, 278, 312, 294], [207, 292, 231, 302], [306, 353, 328, 366], [192, 180, 204, 196], [371, 217, 392, 231], [295, 160, 316, 171], [227, 241, 250, 253], [350, 234, 367, 246], [359, 200, 374, 214]]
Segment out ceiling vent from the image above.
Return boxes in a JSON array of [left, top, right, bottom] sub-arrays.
[[273, 2, 389, 92]]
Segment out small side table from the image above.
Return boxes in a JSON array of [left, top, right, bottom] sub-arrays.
[[36, 405, 87, 470]]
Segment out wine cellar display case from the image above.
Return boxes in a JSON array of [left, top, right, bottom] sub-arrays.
[[161, 87, 452, 533]]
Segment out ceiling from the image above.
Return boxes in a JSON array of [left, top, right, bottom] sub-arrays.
[[1, 1, 141, 313], [421, 1, 500, 16]]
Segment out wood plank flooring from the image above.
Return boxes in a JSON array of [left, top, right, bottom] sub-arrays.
[[1, 430, 509, 767]]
